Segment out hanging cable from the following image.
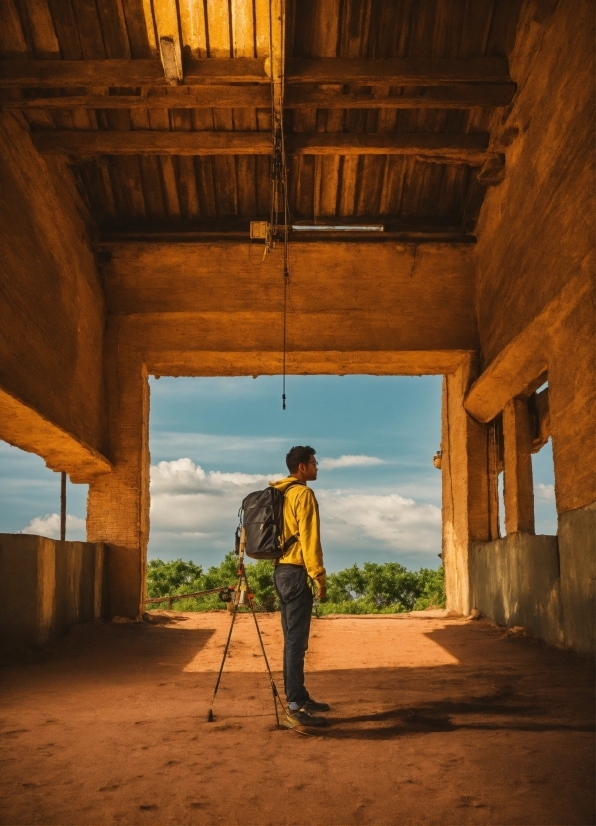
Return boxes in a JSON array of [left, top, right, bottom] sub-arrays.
[[268, 0, 289, 409], [282, 261, 288, 410], [281, 0, 289, 409], [60, 471, 66, 542]]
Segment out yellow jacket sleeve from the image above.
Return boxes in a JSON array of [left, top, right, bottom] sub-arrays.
[[294, 488, 326, 583]]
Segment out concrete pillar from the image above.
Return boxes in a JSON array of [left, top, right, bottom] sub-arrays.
[[442, 355, 492, 615], [87, 319, 149, 618], [502, 398, 535, 535]]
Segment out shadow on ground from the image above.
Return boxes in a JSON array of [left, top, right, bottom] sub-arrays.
[[0, 614, 593, 825]]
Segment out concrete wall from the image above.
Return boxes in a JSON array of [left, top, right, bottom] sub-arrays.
[[0, 112, 110, 482], [0, 534, 106, 652], [558, 502, 596, 655], [471, 0, 595, 512], [454, 0, 595, 655], [470, 533, 564, 648], [475, 0, 594, 365]]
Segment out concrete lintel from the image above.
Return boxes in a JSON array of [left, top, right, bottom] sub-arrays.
[[103, 241, 478, 353], [146, 350, 474, 377], [0, 385, 112, 483], [465, 273, 590, 422]]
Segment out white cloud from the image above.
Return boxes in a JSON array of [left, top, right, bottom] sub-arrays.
[[535, 483, 555, 501], [149, 459, 281, 548], [148, 458, 440, 559], [21, 513, 86, 540], [319, 454, 385, 470], [318, 490, 440, 552], [150, 457, 281, 495]]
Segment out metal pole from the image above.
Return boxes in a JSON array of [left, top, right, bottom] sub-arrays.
[[60, 472, 66, 542]]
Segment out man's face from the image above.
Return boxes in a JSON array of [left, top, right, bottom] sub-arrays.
[[301, 455, 318, 482]]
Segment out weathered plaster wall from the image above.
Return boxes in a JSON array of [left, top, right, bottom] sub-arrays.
[[475, 0, 594, 363], [472, 0, 595, 513], [470, 533, 564, 648], [0, 112, 109, 481], [461, 0, 595, 655], [558, 503, 596, 655], [0, 534, 106, 651], [104, 241, 478, 373]]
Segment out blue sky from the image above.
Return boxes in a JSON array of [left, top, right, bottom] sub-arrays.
[[0, 375, 557, 572], [148, 375, 444, 571]]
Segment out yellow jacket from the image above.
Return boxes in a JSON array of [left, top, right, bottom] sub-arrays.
[[270, 477, 326, 584]]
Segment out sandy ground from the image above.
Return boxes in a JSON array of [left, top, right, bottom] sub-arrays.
[[0, 610, 594, 826]]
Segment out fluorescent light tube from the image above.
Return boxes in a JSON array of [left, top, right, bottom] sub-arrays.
[[290, 224, 384, 232]]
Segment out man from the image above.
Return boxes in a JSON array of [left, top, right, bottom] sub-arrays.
[[270, 445, 330, 728]]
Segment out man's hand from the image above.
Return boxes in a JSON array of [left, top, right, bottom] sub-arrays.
[[317, 581, 326, 602]]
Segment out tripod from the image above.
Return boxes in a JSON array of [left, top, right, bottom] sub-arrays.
[[207, 544, 287, 727]]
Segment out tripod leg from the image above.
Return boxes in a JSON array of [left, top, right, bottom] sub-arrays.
[[244, 570, 285, 728], [207, 573, 242, 721]]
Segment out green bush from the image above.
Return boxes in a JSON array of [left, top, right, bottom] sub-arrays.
[[145, 555, 445, 614]]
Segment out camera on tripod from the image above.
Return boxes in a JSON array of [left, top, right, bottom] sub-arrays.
[[207, 530, 284, 728], [234, 525, 246, 556]]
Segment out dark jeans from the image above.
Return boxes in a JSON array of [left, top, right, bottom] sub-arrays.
[[273, 564, 313, 708]]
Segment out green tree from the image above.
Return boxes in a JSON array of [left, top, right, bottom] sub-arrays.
[[145, 553, 280, 612], [145, 555, 445, 615], [412, 567, 446, 610], [146, 558, 204, 598]]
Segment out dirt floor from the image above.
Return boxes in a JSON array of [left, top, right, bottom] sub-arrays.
[[0, 610, 594, 826]]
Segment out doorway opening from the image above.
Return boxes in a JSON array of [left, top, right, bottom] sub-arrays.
[[148, 375, 443, 575]]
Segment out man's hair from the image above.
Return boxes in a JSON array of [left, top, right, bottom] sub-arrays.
[[286, 445, 316, 473]]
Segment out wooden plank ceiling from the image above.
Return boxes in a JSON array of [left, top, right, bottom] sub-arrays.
[[0, 0, 521, 242]]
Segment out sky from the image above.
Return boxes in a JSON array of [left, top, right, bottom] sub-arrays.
[[0, 375, 557, 573]]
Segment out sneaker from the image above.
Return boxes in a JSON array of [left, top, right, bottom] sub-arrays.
[[303, 697, 331, 713], [283, 706, 327, 729]]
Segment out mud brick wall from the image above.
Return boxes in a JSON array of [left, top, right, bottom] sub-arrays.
[[0, 113, 108, 481]]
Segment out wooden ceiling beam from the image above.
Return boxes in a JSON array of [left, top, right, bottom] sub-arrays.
[[287, 84, 516, 109], [0, 58, 269, 87], [289, 132, 488, 162], [31, 130, 273, 155], [31, 130, 489, 162], [98, 230, 475, 244], [3, 88, 272, 109], [3, 83, 515, 110], [95, 218, 471, 243], [0, 57, 509, 88], [287, 57, 511, 85]]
